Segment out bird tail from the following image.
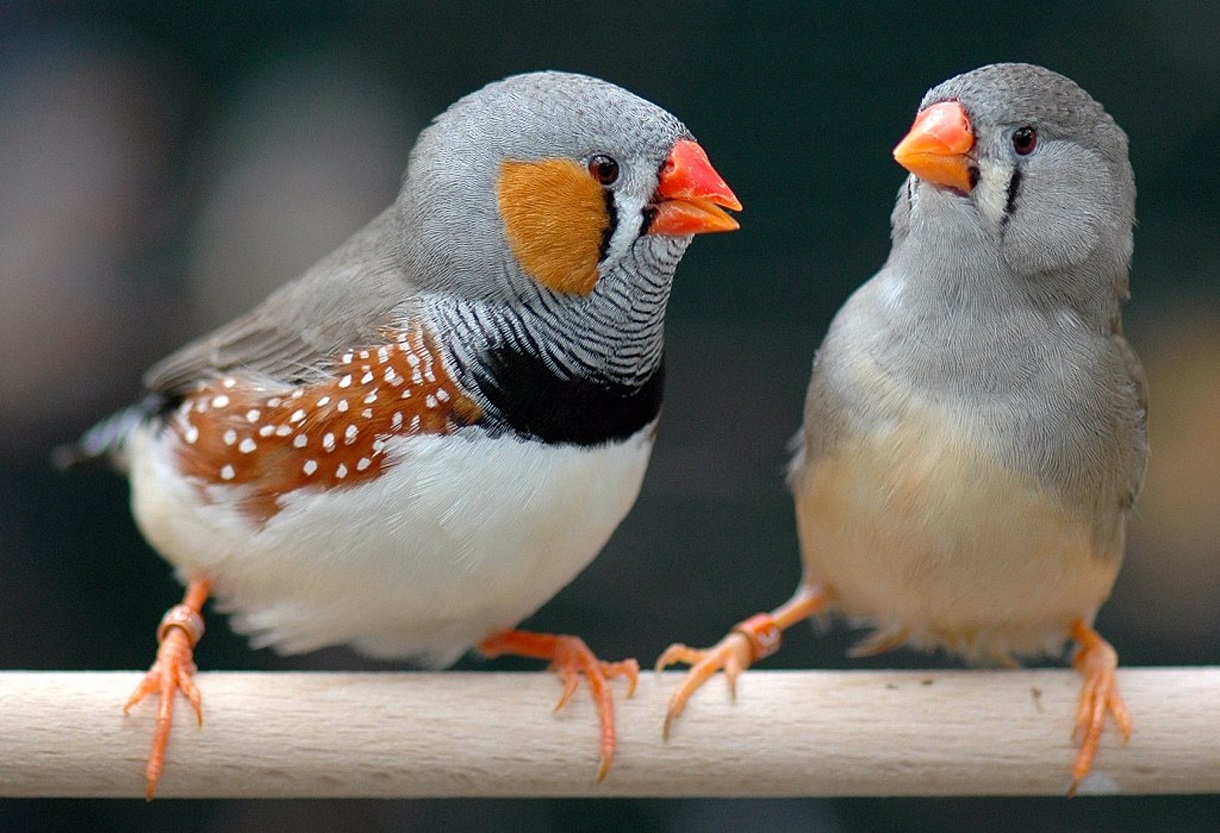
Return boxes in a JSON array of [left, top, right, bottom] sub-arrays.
[[52, 394, 169, 472]]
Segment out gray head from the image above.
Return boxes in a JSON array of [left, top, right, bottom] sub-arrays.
[[891, 63, 1134, 320], [394, 71, 738, 304]]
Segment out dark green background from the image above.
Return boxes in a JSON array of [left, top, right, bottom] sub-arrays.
[[3, 2, 1219, 830]]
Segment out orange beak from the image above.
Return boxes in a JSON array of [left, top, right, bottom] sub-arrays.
[[648, 139, 741, 236], [892, 100, 976, 193]]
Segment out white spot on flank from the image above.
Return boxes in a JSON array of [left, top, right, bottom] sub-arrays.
[[406, 352, 420, 367], [293, 434, 307, 448], [303, 459, 317, 476], [211, 394, 230, 409], [275, 424, 291, 437], [424, 368, 436, 383], [361, 408, 373, 419], [385, 368, 403, 385], [239, 438, 257, 454], [267, 397, 282, 407], [344, 425, 358, 444], [290, 409, 306, 423], [356, 457, 371, 471], [372, 438, 386, 453], [435, 388, 450, 402], [364, 391, 378, 404], [245, 409, 261, 423], [184, 426, 199, 444], [322, 432, 336, 452], [291, 389, 304, 399], [342, 352, 354, 364], [391, 412, 403, 430], [222, 378, 236, 389], [338, 375, 352, 388], [410, 415, 420, 431], [220, 464, 235, 481], [400, 388, 412, 399], [425, 395, 438, 409], [223, 429, 237, 446], [318, 396, 331, 407], [259, 425, 275, 437], [337, 399, 349, 412], [411, 368, 424, 385], [335, 463, 348, 479], [377, 347, 389, 363], [360, 371, 374, 385], [359, 350, 370, 360]]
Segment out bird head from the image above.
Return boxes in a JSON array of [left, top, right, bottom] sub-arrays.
[[892, 63, 1134, 285], [395, 71, 739, 303]]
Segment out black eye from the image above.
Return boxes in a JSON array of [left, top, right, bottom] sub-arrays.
[[588, 154, 620, 186], [1012, 126, 1037, 155]]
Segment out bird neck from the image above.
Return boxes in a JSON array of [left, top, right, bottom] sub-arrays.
[[420, 249, 676, 446], [894, 193, 1129, 334]]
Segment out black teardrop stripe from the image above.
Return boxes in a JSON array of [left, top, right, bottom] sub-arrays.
[[597, 188, 617, 263], [468, 345, 664, 446], [1004, 168, 1023, 218]]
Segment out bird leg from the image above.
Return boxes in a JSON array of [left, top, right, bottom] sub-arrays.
[[1067, 619, 1130, 795], [123, 577, 210, 800], [478, 630, 639, 781], [655, 583, 827, 739]]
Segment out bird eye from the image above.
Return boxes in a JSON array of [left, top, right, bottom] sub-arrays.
[[587, 154, 620, 186], [1012, 126, 1037, 155]]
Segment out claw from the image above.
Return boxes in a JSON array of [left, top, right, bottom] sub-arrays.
[[657, 631, 755, 740], [1067, 620, 1130, 796], [657, 584, 827, 741], [124, 579, 210, 800], [480, 630, 638, 780]]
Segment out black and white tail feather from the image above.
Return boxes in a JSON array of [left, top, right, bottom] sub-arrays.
[[53, 394, 169, 472]]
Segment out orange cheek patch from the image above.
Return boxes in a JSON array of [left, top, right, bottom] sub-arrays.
[[497, 158, 609, 295], [171, 327, 481, 524]]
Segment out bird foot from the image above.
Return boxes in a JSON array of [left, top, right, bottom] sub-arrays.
[[656, 584, 827, 740], [479, 630, 638, 781], [654, 612, 778, 740], [1068, 620, 1130, 796], [124, 580, 209, 800]]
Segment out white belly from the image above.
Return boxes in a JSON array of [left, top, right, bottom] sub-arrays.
[[793, 406, 1120, 663], [127, 423, 655, 667]]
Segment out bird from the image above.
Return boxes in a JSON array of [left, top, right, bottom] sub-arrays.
[[657, 62, 1145, 793], [64, 70, 740, 798]]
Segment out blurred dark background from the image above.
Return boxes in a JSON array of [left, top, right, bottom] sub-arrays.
[[2, 1, 1218, 830]]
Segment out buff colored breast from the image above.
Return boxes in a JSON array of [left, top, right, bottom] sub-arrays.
[[793, 401, 1121, 664]]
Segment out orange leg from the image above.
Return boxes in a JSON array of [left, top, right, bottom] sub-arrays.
[[1067, 619, 1131, 795], [124, 578, 210, 800], [479, 630, 639, 781], [655, 583, 827, 739]]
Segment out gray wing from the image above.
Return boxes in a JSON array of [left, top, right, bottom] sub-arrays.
[[145, 208, 415, 397], [1112, 329, 1149, 509]]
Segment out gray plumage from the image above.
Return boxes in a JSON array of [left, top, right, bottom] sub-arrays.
[[795, 63, 1146, 560]]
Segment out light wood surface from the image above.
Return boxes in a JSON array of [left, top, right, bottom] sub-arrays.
[[0, 668, 1214, 798]]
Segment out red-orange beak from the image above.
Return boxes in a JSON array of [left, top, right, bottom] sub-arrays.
[[648, 139, 741, 236], [892, 100, 976, 193]]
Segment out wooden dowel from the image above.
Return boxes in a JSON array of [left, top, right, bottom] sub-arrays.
[[0, 668, 1215, 798]]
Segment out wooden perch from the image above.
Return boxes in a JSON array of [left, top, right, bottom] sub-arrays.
[[0, 668, 1215, 798]]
